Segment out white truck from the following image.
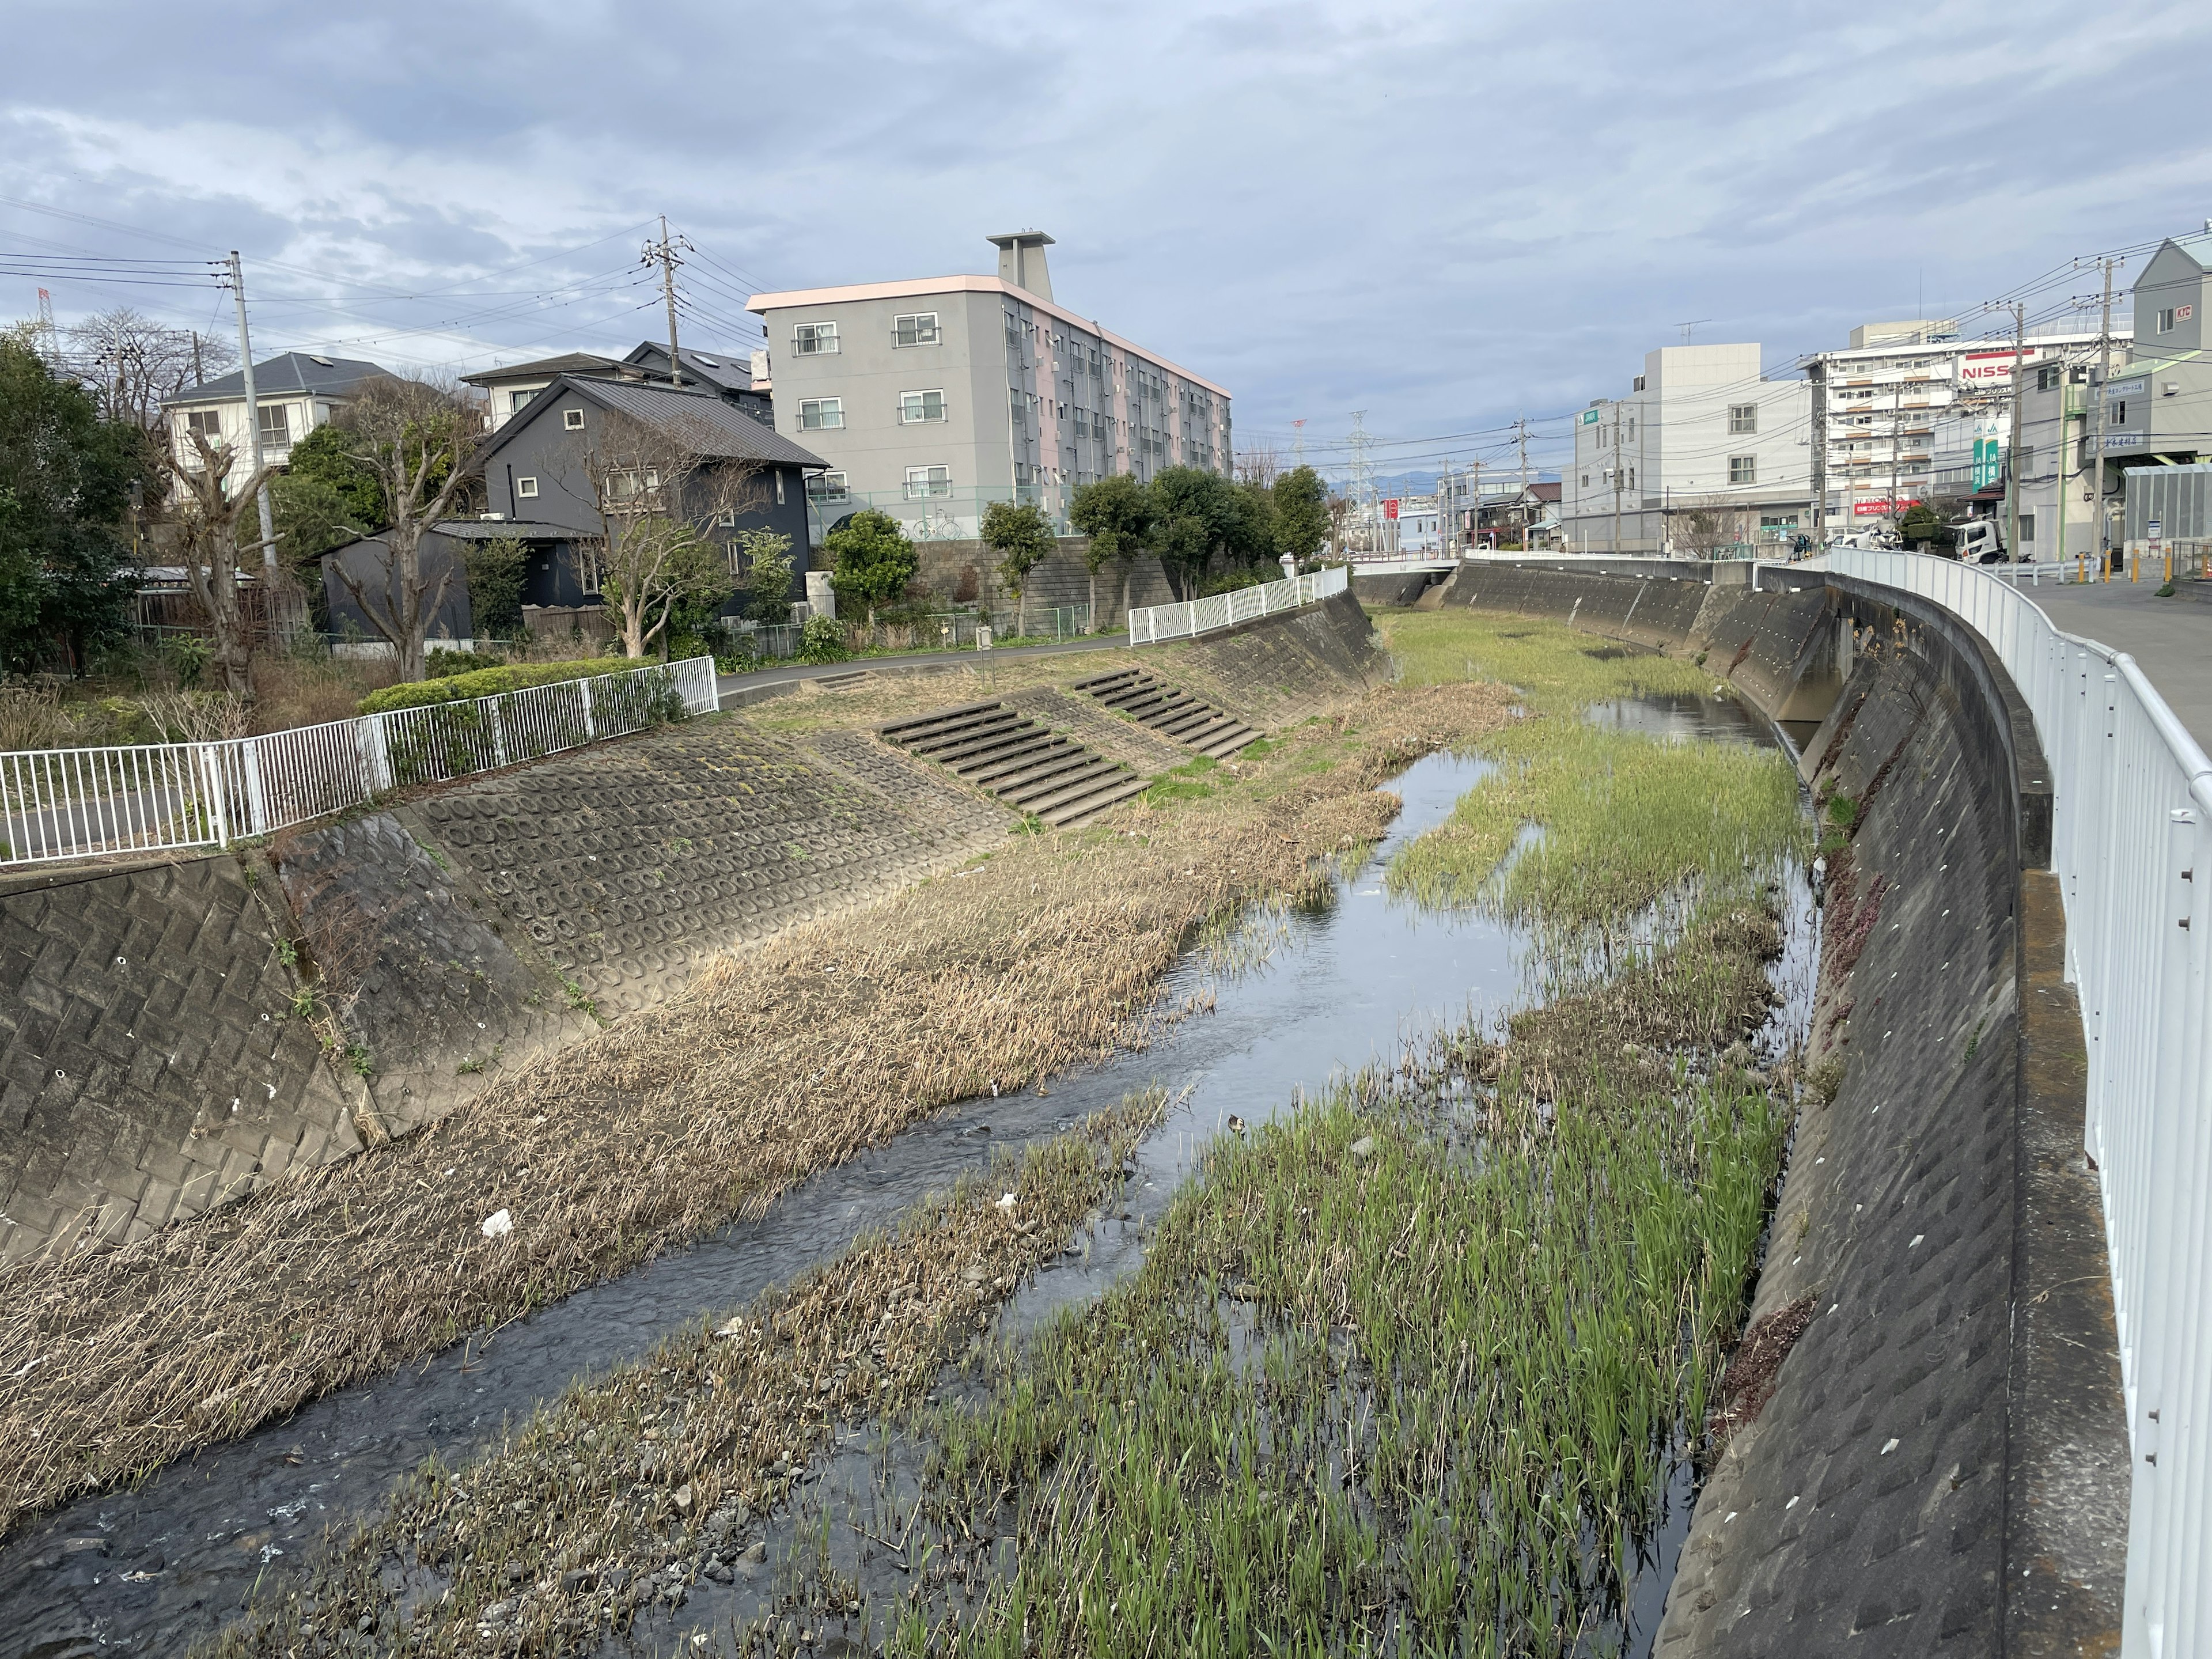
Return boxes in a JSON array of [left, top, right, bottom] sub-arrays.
[[1950, 519, 2008, 563]]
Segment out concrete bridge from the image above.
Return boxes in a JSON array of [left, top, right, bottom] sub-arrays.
[[1448, 551, 2202, 1658]]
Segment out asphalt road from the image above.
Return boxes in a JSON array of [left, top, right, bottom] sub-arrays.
[[714, 633, 1127, 701], [2030, 575, 2212, 753]]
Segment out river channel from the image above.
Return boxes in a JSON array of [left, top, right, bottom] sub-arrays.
[[2, 693, 1808, 1659]]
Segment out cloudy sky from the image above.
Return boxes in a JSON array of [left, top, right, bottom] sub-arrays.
[[5, 0, 2209, 484]]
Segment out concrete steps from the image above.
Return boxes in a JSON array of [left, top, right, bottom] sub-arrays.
[[880, 702, 1150, 827], [1069, 666, 1261, 759]]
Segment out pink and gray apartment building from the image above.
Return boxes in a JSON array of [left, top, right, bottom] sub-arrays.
[[747, 232, 1232, 543]]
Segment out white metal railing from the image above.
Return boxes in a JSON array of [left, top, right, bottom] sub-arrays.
[[0, 657, 717, 868], [1807, 549, 2210, 1657], [1128, 566, 1349, 646]]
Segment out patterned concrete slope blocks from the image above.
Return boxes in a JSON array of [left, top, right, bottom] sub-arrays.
[[878, 701, 1151, 828], [0, 856, 363, 1264], [272, 811, 593, 1137], [1067, 666, 1261, 759], [1147, 590, 1391, 730], [407, 718, 1004, 1017], [995, 684, 1191, 778]]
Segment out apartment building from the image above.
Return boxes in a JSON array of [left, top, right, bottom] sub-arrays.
[[748, 232, 1232, 542], [1802, 319, 2120, 535], [1560, 343, 1811, 554]]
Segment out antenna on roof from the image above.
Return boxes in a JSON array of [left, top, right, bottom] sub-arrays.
[[1675, 319, 1711, 344]]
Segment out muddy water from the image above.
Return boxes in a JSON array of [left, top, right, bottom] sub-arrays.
[[1, 703, 1802, 1659]]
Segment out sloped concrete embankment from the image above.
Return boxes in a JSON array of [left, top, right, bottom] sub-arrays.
[[0, 592, 1385, 1264], [1453, 563, 2128, 1653]]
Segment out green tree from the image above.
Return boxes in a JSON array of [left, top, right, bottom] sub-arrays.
[[1896, 501, 1949, 550], [0, 334, 145, 673], [1069, 474, 1153, 626], [737, 529, 796, 624], [463, 534, 527, 640], [1148, 467, 1268, 598], [271, 423, 384, 559], [981, 499, 1055, 636], [1270, 465, 1330, 565], [824, 508, 917, 627]]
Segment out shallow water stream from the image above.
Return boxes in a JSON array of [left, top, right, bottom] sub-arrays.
[[2, 695, 1804, 1659]]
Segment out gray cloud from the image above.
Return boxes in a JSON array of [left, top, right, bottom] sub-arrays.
[[4, 0, 2207, 479]]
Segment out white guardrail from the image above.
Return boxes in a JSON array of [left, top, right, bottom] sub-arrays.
[[0, 657, 718, 868], [1806, 550, 2209, 1657], [1127, 565, 1349, 646]]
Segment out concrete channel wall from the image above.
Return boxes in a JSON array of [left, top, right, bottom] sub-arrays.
[[1448, 561, 2129, 1656], [0, 596, 1388, 1265]]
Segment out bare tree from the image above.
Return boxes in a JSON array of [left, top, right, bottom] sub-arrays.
[[325, 376, 483, 681], [166, 431, 278, 696], [1234, 441, 1281, 489], [564, 410, 756, 657], [67, 308, 228, 429]]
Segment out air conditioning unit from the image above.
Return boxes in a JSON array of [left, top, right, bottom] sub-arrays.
[[2164, 382, 2180, 397]]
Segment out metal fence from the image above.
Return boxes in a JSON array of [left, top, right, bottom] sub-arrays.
[[1805, 549, 2208, 1656], [1127, 566, 1350, 646], [0, 657, 717, 868]]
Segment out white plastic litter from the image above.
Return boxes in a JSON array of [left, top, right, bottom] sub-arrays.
[[480, 1209, 513, 1240]]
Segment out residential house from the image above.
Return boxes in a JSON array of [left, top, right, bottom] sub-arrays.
[[321, 373, 827, 646], [747, 230, 1233, 544], [461, 341, 772, 430], [161, 351, 391, 499]]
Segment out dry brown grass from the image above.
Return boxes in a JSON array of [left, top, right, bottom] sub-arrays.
[[248, 652, 396, 734], [208, 1090, 1171, 1657], [0, 679, 1512, 1536]]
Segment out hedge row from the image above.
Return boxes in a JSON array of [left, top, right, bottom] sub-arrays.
[[358, 659, 626, 715]]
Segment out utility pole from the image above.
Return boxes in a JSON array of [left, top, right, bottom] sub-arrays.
[[643, 216, 694, 388], [1611, 404, 1624, 553], [226, 251, 276, 570], [2092, 258, 2115, 573], [1809, 357, 1827, 550], [2006, 301, 2027, 563], [1515, 415, 1531, 547]]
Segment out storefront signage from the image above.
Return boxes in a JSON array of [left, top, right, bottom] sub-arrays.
[[2106, 378, 2147, 400], [1852, 498, 1921, 516], [1959, 348, 2041, 385]]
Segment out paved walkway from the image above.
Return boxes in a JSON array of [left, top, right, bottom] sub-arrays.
[[2028, 577, 2212, 754], [715, 634, 1125, 702]]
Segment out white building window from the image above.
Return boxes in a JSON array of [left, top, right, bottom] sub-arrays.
[[800, 398, 843, 431], [900, 389, 947, 423], [184, 409, 223, 445], [905, 465, 952, 498], [257, 404, 291, 448], [1009, 387, 1027, 429], [1729, 403, 1758, 434], [894, 313, 940, 347], [564, 407, 586, 430], [2157, 308, 2176, 333], [728, 540, 752, 577], [509, 388, 536, 412], [516, 476, 539, 499], [1728, 454, 1758, 485], [575, 544, 602, 596], [793, 321, 839, 355], [806, 471, 849, 503]]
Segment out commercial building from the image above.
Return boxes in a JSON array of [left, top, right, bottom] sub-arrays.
[[1560, 343, 1811, 554], [748, 232, 1232, 544], [1801, 319, 2122, 538]]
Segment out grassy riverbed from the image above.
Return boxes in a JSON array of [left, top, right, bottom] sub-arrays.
[[179, 609, 1808, 1657]]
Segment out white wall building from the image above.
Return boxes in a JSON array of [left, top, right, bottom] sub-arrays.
[[1802, 320, 2124, 536], [161, 352, 391, 500], [1561, 342, 1811, 554]]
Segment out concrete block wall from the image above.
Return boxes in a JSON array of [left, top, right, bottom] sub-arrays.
[[1447, 557, 2126, 1654], [0, 857, 365, 1263], [908, 537, 1178, 626]]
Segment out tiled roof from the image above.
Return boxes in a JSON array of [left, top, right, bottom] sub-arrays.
[[167, 351, 391, 406]]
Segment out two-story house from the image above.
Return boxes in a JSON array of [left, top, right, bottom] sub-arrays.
[[161, 351, 392, 498], [320, 372, 827, 645], [461, 341, 772, 431]]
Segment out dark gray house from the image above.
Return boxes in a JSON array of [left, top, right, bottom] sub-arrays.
[[461, 341, 770, 433], [321, 372, 827, 644]]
